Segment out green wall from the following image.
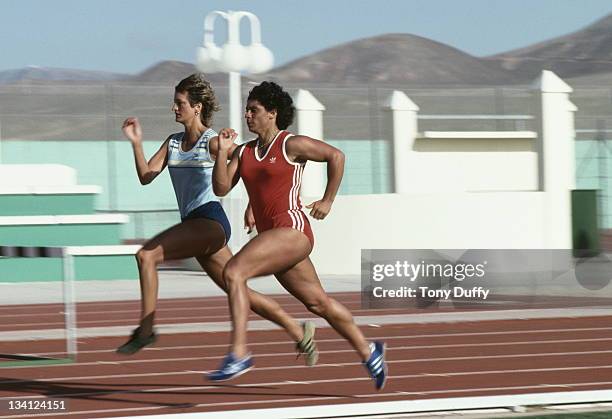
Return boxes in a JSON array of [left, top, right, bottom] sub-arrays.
[[0, 255, 138, 282], [0, 194, 95, 216], [0, 139, 392, 239], [2, 139, 607, 237]]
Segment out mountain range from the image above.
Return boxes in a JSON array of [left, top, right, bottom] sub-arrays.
[[3, 12, 612, 86], [487, 13, 612, 80]]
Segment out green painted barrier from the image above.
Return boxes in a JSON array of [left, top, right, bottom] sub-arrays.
[[0, 194, 96, 216], [571, 189, 600, 257], [0, 223, 123, 246], [0, 255, 138, 282]]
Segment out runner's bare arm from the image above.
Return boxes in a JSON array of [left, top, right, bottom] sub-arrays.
[[212, 130, 241, 196], [286, 135, 345, 219], [122, 117, 170, 185], [209, 132, 239, 160]]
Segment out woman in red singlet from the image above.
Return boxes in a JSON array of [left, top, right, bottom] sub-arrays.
[[210, 81, 387, 389]]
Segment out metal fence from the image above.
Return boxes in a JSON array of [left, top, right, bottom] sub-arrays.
[[570, 88, 612, 230], [1, 82, 612, 236], [0, 83, 544, 142], [2, 82, 610, 140]]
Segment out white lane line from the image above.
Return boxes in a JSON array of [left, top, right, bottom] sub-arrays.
[[0, 396, 344, 419], [5, 346, 612, 373], [1, 305, 413, 326], [4, 310, 612, 342], [0, 298, 601, 320], [21, 327, 612, 357], [0, 293, 362, 311], [2, 380, 612, 418], [0, 300, 369, 319], [9, 335, 612, 372], [0, 311, 369, 327], [0, 296, 604, 318], [547, 401, 612, 410], [3, 348, 612, 386], [0, 383, 610, 419]]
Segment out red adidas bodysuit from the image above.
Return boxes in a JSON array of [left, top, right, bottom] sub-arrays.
[[239, 130, 315, 246]]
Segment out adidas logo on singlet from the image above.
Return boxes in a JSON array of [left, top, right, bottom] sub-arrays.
[[269, 157, 276, 164]]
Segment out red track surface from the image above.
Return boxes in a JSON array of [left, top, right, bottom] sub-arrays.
[[1, 293, 612, 418]]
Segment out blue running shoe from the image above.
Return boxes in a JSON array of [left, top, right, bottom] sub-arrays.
[[207, 352, 253, 381], [363, 341, 387, 390]]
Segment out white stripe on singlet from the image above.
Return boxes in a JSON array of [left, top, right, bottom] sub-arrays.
[[288, 164, 299, 230], [288, 164, 304, 232], [296, 164, 305, 231]]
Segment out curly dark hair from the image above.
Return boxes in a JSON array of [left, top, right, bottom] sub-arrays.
[[247, 81, 295, 130], [175, 73, 220, 127]]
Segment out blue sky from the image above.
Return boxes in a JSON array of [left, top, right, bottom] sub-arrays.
[[1, 0, 611, 74]]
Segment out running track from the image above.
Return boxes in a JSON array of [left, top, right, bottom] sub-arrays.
[[1, 292, 612, 418]]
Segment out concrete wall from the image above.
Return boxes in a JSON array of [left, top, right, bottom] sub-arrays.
[[0, 71, 578, 277], [223, 192, 549, 275], [282, 70, 575, 274], [406, 136, 538, 192], [0, 164, 77, 187], [311, 192, 549, 275]]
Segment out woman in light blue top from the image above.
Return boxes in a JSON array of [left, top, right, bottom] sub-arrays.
[[117, 74, 318, 363]]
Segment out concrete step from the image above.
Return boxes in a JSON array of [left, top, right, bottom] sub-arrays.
[[0, 214, 129, 246], [0, 245, 140, 282], [0, 186, 101, 216]]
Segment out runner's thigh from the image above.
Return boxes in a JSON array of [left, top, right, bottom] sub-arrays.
[[275, 257, 328, 306], [142, 218, 226, 261], [225, 227, 312, 279]]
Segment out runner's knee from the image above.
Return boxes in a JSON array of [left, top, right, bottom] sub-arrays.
[[305, 297, 331, 317], [222, 261, 247, 288], [136, 248, 162, 267]]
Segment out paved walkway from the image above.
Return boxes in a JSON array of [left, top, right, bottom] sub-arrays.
[[0, 270, 361, 305]]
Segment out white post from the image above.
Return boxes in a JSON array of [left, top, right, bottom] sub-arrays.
[[62, 252, 77, 359], [194, 10, 273, 266], [228, 72, 242, 141], [197, 10, 273, 145], [532, 70, 575, 248], [566, 100, 578, 191], [382, 91, 419, 194], [295, 89, 326, 199], [223, 71, 249, 253]]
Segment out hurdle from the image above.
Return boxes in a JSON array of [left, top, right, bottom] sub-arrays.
[[0, 244, 140, 366], [0, 245, 77, 365]]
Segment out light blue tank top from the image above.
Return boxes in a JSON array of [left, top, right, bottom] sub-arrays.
[[167, 128, 219, 218]]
